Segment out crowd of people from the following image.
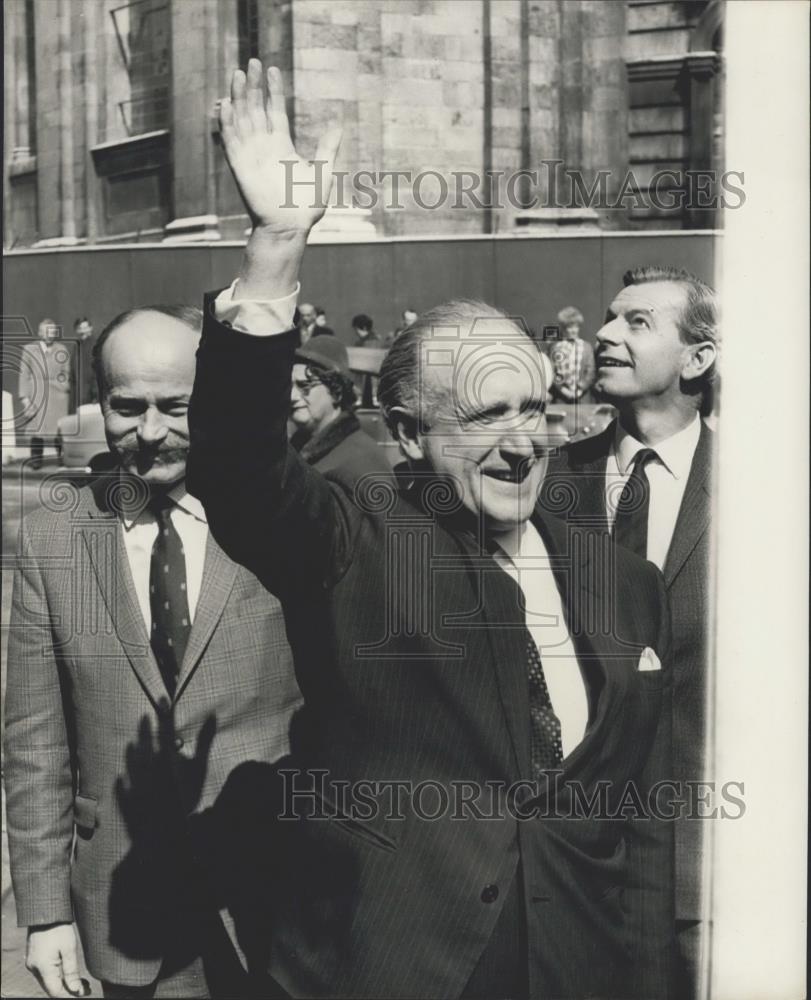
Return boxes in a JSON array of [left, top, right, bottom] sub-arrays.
[[18, 289, 594, 472], [5, 60, 717, 1000]]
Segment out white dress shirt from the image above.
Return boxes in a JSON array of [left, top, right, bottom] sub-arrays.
[[492, 521, 589, 757], [215, 279, 299, 336], [120, 484, 209, 632], [605, 415, 701, 571]]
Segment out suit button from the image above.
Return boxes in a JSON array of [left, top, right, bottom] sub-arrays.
[[174, 736, 185, 751], [481, 884, 499, 904]]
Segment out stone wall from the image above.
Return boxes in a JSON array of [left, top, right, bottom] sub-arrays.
[[3, 0, 721, 247]]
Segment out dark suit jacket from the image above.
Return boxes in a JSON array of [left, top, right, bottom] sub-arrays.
[[543, 419, 714, 921], [4, 474, 302, 985], [187, 301, 676, 999]]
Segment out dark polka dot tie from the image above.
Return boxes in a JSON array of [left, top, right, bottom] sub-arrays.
[[526, 636, 563, 776], [149, 499, 191, 697]]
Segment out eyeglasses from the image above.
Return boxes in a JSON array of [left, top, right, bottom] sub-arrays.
[[292, 377, 324, 397]]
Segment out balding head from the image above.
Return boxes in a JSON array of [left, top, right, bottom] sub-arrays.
[[94, 305, 202, 488], [299, 302, 317, 326]]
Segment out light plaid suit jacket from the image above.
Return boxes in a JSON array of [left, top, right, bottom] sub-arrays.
[[4, 472, 301, 985]]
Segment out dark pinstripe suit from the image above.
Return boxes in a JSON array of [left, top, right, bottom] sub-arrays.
[[4, 475, 301, 987], [543, 420, 714, 927], [188, 308, 676, 999]]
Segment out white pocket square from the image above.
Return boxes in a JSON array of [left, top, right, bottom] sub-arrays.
[[637, 647, 661, 672]]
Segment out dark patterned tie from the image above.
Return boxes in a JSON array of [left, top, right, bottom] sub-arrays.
[[612, 447, 658, 559], [527, 636, 564, 776], [149, 498, 191, 696]]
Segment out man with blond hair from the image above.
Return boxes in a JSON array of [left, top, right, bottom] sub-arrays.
[[544, 264, 718, 997]]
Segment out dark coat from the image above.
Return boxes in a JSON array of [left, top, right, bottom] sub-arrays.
[[188, 301, 675, 999], [293, 411, 392, 479], [543, 419, 713, 921]]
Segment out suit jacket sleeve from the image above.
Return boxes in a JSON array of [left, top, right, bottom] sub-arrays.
[[4, 521, 75, 927], [187, 292, 362, 594], [625, 565, 676, 998]]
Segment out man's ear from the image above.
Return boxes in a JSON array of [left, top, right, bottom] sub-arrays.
[[681, 341, 717, 383], [389, 407, 425, 462]]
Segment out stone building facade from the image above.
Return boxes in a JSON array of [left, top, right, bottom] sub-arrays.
[[3, 0, 724, 248]]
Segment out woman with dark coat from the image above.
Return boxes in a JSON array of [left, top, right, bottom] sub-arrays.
[[290, 337, 393, 479]]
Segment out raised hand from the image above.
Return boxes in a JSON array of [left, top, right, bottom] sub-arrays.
[[219, 59, 342, 234]]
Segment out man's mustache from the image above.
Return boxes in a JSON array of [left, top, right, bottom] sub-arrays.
[[118, 445, 189, 467]]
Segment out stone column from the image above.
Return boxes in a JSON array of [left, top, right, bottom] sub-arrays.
[[32, 0, 61, 242], [259, 0, 296, 138], [554, 0, 628, 229], [3, 1, 18, 248], [58, 0, 77, 242], [82, 0, 101, 243], [164, 0, 220, 242], [684, 52, 721, 229]]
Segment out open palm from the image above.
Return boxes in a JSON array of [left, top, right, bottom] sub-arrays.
[[219, 59, 342, 232]]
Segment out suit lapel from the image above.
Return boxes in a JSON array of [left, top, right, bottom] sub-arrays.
[[82, 480, 169, 707], [561, 424, 613, 530], [662, 423, 713, 588], [174, 532, 238, 699]]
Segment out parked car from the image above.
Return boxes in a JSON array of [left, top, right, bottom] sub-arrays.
[[564, 403, 616, 443], [56, 403, 112, 471]]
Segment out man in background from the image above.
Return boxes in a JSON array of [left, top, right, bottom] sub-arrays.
[[298, 302, 318, 344], [6, 304, 300, 998], [18, 318, 71, 468], [385, 307, 419, 347], [73, 316, 98, 406], [543, 265, 718, 998], [351, 313, 383, 406]]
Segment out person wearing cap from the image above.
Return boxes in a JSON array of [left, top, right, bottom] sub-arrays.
[[291, 337, 392, 479]]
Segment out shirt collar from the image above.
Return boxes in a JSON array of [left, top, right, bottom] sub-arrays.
[[489, 519, 548, 564], [120, 479, 208, 530], [613, 414, 701, 480]]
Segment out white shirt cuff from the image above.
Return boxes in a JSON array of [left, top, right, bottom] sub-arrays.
[[213, 279, 300, 336]]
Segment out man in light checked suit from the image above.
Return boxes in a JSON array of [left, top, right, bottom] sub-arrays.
[[4, 304, 302, 998]]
